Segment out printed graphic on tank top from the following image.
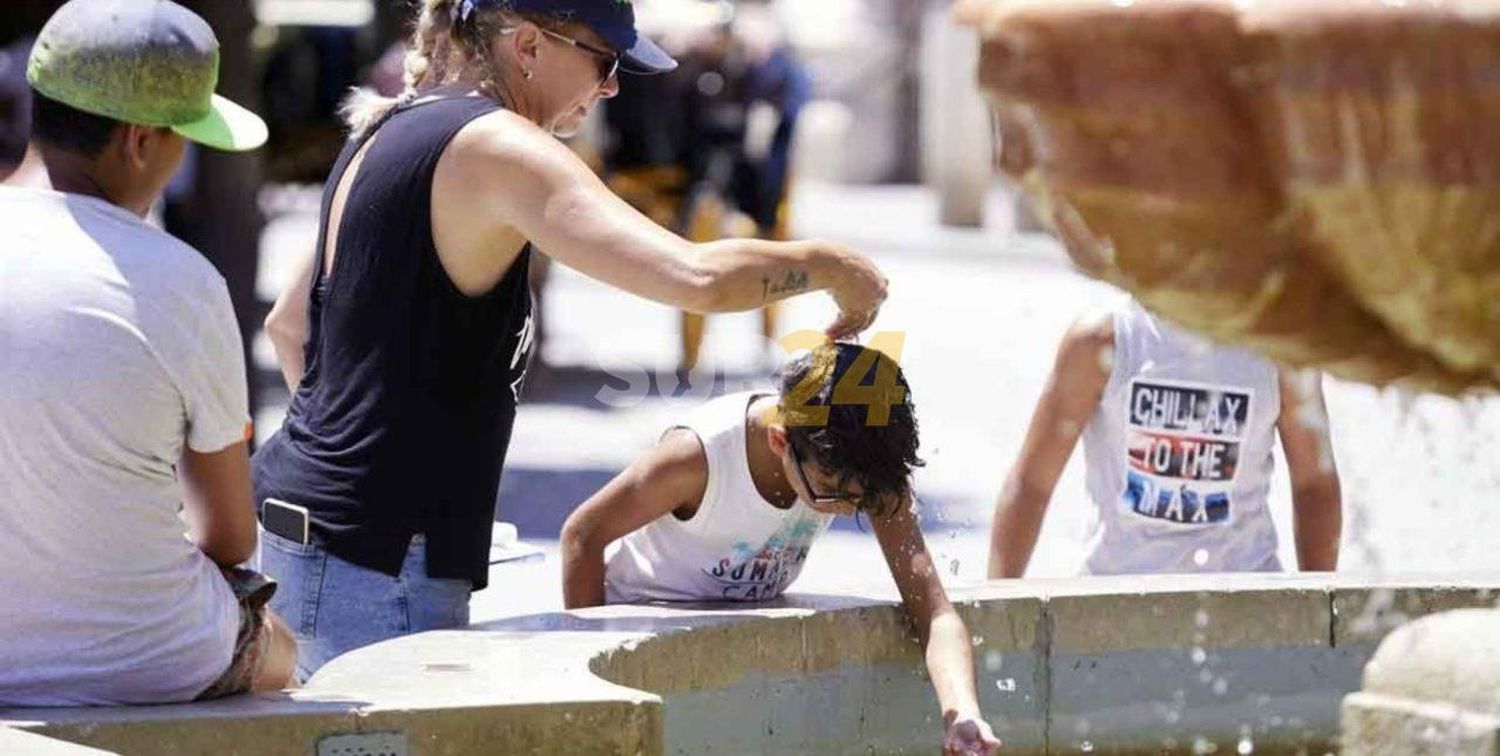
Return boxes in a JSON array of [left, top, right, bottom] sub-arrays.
[[704, 514, 825, 601], [1122, 378, 1254, 526], [1080, 298, 1282, 574], [509, 311, 535, 402]]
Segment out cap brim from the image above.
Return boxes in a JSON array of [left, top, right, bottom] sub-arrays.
[[171, 93, 268, 153], [620, 35, 678, 75]]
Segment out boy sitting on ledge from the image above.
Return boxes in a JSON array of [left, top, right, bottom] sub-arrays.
[[561, 342, 1000, 755]]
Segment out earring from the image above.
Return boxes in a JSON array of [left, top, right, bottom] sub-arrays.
[[523, 69, 534, 81]]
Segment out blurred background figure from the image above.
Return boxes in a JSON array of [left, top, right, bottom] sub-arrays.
[[594, 1, 812, 372], [678, 4, 809, 242], [673, 3, 810, 371], [0, 3, 57, 181], [0, 35, 35, 181]]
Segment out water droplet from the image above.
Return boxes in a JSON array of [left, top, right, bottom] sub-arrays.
[[1081, 740, 1095, 752], [1191, 647, 1207, 666], [984, 651, 1004, 672], [1193, 737, 1218, 754], [1213, 677, 1229, 696], [1198, 669, 1214, 685], [1193, 549, 1210, 567], [1237, 736, 1254, 754], [995, 678, 1017, 692], [1195, 610, 1211, 629], [971, 635, 984, 646]]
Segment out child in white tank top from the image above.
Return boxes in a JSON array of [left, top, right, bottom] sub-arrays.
[[987, 297, 1343, 578], [562, 343, 1000, 754], [601, 390, 836, 603]]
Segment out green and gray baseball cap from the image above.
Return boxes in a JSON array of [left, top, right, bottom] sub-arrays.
[[27, 0, 267, 152]]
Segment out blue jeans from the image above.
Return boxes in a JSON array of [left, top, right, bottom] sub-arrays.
[[257, 531, 471, 680]]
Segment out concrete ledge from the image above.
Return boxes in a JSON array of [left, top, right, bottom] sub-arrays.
[[3, 574, 1496, 755], [1333, 579, 1499, 647], [3, 696, 368, 756], [1049, 586, 1331, 653]]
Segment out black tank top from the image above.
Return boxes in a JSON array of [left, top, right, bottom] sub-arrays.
[[253, 95, 533, 589]]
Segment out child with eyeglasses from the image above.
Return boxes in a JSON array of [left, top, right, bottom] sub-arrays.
[[561, 342, 1000, 755]]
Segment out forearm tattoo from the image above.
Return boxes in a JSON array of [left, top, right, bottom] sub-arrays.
[[762, 269, 811, 301]]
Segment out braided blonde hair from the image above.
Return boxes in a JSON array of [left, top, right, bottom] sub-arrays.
[[342, 0, 565, 136]]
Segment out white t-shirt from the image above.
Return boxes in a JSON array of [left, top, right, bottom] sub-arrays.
[[1080, 299, 1283, 575], [605, 392, 835, 603], [0, 186, 247, 705]]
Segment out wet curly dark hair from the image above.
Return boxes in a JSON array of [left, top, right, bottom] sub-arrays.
[[777, 342, 923, 516]]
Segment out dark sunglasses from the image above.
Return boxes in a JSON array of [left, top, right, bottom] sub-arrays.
[[495, 25, 622, 85], [537, 27, 621, 85]]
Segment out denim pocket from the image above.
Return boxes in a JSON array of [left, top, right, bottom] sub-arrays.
[[260, 528, 318, 557], [258, 528, 326, 641]]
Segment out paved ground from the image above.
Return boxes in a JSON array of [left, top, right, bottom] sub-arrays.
[[253, 181, 1500, 623]]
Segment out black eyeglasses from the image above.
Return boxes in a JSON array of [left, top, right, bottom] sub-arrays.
[[497, 25, 621, 85], [538, 27, 621, 85], [790, 442, 860, 507]]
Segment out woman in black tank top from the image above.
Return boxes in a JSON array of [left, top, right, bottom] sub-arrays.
[[251, 0, 888, 678]]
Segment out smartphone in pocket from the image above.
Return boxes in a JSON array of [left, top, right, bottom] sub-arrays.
[[261, 498, 311, 545]]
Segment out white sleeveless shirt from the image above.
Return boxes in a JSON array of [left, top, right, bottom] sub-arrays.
[[605, 392, 836, 603], [1079, 300, 1282, 574]]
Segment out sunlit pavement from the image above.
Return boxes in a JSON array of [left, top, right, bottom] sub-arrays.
[[254, 181, 1500, 623]]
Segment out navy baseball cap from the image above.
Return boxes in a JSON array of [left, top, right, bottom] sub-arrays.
[[457, 0, 678, 74], [27, 0, 267, 152]]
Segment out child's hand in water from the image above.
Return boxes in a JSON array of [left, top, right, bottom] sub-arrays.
[[944, 714, 1001, 755]]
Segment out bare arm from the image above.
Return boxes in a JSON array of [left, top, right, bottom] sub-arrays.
[[265, 248, 316, 392], [560, 429, 710, 608], [872, 500, 1000, 754], [987, 316, 1113, 578], [1277, 371, 1342, 571], [447, 111, 886, 337], [180, 441, 258, 567]]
